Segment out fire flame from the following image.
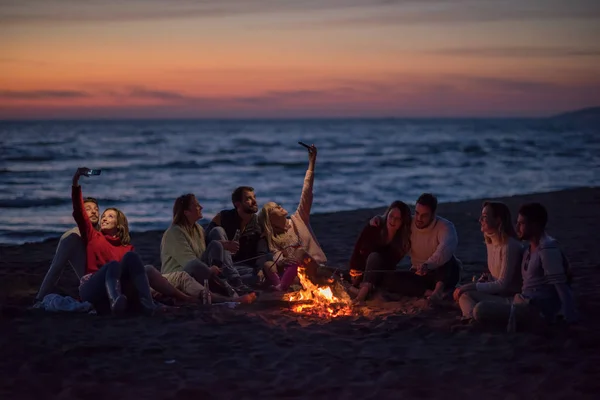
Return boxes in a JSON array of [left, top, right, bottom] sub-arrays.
[[284, 265, 354, 318]]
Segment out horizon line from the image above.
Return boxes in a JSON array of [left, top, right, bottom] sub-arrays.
[[1, 106, 597, 122]]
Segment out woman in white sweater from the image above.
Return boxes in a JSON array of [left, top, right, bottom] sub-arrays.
[[453, 201, 523, 319], [257, 144, 327, 291]]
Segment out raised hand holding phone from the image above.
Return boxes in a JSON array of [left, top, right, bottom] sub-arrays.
[[73, 167, 102, 186], [299, 142, 317, 171]]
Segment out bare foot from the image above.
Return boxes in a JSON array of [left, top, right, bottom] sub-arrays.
[[352, 298, 366, 307], [238, 292, 257, 304], [427, 289, 445, 301]]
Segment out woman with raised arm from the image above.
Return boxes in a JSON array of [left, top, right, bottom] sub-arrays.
[[257, 144, 327, 291], [349, 200, 412, 303], [453, 201, 523, 319], [73, 167, 187, 315]]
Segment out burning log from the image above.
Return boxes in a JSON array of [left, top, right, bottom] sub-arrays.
[[284, 260, 354, 318]]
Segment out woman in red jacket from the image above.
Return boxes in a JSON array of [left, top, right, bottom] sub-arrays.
[[349, 200, 412, 303], [73, 167, 167, 315]]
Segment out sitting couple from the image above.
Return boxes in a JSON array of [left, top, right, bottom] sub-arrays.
[[35, 168, 255, 316], [349, 193, 461, 303], [453, 201, 577, 328]]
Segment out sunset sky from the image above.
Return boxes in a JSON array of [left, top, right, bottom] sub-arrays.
[[1, 0, 599, 119]]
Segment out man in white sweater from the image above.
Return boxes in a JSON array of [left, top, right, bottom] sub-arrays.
[[370, 193, 461, 300]]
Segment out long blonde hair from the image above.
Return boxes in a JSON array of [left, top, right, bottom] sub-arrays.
[[102, 207, 131, 245], [482, 201, 517, 244], [258, 202, 295, 252]]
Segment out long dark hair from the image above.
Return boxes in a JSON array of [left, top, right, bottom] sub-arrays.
[[380, 200, 412, 255]]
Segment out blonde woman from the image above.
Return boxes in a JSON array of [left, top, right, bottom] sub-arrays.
[[453, 201, 523, 319], [257, 144, 326, 291], [72, 168, 174, 315]]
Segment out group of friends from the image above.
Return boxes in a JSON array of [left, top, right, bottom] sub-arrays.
[[34, 144, 578, 328]]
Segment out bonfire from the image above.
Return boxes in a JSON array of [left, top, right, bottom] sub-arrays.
[[283, 263, 354, 318]]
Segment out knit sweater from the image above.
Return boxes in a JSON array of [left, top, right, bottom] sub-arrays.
[[160, 223, 206, 274], [272, 170, 327, 265], [72, 185, 134, 274], [476, 234, 523, 295], [410, 216, 458, 269]]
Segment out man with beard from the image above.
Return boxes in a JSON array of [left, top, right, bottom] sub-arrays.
[[35, 197, 101, 302], [367, 193, 461, 301], [472, 202, 578, 328], [207, 186, 263, 289]]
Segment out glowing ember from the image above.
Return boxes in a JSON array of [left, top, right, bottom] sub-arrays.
[[284, 262, 354, 318]]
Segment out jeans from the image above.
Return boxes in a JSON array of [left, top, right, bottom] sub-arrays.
[[36, 228, 87, 300], [375, 256, 461, 297], [458, 291, 512, 318], [208, 226, 255, 285], [79, 252, 151, 315]]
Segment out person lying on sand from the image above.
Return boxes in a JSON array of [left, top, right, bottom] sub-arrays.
[[159, 193, 256, 304], [348, 200, 412, 303], [471, 202, 578, 328], [256, 144, 327, 291], [369, 193, 461, 301], [205, 186, 262, 290], [35, 196, 100, 302], [453, 201, 523, 320], [72, 167, 191, 315]]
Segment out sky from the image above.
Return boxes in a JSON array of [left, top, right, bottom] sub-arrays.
[[1, 0, 599, 119]]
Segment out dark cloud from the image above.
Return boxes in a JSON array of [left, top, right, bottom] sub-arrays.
[[0, 89, 90, 99], [126, 87, 190, 101], [1, 76, 599, 119], [423, 47, 600, 58], [0, 0, 425, 24], [236, 89, 331, 104], [1, 0, 598, 25], [457, 76, 562, 93]]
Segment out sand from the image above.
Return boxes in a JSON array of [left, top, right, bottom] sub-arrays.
[[1, 187, 600, 399]]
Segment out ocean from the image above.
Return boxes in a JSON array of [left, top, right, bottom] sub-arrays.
[[1, 118, 598, 244]]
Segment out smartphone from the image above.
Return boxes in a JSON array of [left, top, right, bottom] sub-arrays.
[[298, 141, 312, 150], [86, 169, 102, 176]]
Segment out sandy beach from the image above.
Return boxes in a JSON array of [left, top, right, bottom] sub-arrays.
[[1, 187, 599, 399]]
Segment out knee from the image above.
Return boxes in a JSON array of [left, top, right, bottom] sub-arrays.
[[208, 240, 224, 252], [263, 261, 277, 274], [184, 259, 210, 274], [366, 252, 383, 268], [208, 226, 227, 241], [472, 302, 484, 322], [458, 290, 473, 303], [121, 252, 144, 272], [144, 264, 160, 277]]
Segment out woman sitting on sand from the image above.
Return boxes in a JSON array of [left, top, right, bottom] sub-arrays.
[[453, 201, 523, 319], [348, 201, 412, 303], [257, 144, 327, 291], [72, 167, 195, 315], [159, 193, 256, 304]]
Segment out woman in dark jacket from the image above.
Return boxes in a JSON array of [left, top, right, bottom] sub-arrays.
[[349, 200, 412, 302]]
